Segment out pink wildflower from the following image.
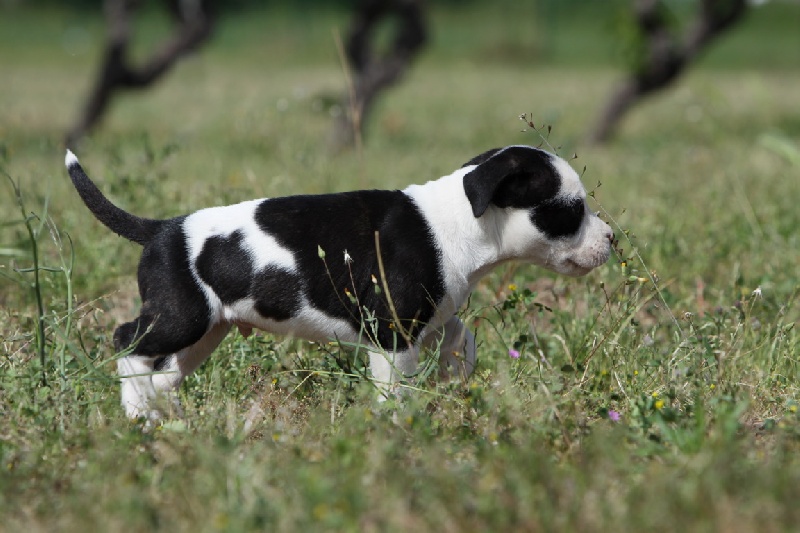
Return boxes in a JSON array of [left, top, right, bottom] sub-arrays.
[[608, 410, 621, 422], [508, 349, 520, 359]]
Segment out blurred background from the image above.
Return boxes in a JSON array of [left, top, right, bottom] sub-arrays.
[[1, 0, 799, 300], [3, 1, 798, 157]]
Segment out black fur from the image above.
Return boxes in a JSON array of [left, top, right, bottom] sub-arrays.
[[255, 191, 445, 348], [66, 156, 210, 356], [463, 146, 584, 238], [66, 157, 163, 246], [114, 220, 211, 356], [462, 148, 502, 168], [195, 230, 252, 304], [67, 153, 447, 353], [531, 197, 585, 239], [463, 146, 560, 217], [195, 230, 305, 321], [251, 266, 304, 321]]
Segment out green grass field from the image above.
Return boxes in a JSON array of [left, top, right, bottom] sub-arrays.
[[1, 2, 800, 531]]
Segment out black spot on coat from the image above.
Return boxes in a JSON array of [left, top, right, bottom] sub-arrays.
[[255, 190, 445, 348], [251, 266, 303, 321], [195, 230, 304, 322], [195, 230, 252, 304]]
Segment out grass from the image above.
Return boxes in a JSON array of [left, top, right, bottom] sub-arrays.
[[1, 2, 800, 531]]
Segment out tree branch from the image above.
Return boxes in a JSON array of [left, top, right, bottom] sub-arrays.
[[331, 0, 427, 150], [66, 0, 215, 148], [588, 0, 747, 144]]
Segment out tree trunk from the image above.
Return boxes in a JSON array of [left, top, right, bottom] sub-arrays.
[[331, 0, 427, 151], [66, 0, 215, 148], [588, 0, 747, 144]]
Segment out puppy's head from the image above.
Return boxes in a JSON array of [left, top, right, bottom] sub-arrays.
[[463, 145, 613, 277]]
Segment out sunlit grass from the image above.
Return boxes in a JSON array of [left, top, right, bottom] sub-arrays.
[[1, 2, 800, 531]]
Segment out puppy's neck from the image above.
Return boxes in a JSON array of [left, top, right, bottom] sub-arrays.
[[404, 168, 508, 292]]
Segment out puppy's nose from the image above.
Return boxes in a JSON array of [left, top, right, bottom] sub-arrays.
[[605, 228, 615, 244]]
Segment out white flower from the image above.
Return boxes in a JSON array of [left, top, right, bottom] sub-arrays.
[[343, 250, 353, 265], [752, 286, 762, 299]]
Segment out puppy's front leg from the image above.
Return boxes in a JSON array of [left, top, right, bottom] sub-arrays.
[[369, 347, 420, 400], [424, 315, 476, 382]]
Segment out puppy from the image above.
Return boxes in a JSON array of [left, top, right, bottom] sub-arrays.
[[65, 146, 613, 420]]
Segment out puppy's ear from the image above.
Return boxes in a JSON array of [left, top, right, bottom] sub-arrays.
[[461, 148, 502, 168], [463, 147, 559, 218]]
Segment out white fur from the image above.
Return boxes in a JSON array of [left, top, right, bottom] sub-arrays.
[[548, 154, 586, 199], [404, 167, 495, 320], [184, 200, 297, 323], [65, 150, 79, 168], [119, 323, 232, 419]]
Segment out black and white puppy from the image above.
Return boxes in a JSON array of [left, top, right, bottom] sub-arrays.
[[65, 146, 613, 420]]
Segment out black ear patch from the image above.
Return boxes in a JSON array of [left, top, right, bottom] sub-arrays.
[[461, 148, 502, 168], [463, 146, 561, 217]]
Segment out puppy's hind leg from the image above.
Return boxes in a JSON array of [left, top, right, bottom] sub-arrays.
[[114, 308, 215, 421], [117, 354, 160, 420]]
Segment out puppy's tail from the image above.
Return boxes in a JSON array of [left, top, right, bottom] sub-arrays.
[[65, 150, 163, 246]]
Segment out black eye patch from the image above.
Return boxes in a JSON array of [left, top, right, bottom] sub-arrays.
[[488, 171, 560, 211], [530, 197, 585, 239]]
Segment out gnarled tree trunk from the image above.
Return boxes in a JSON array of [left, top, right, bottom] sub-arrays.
[[588, 0, 747, 144], [66, 0, 215, 148], [331, 0, 427, 150]]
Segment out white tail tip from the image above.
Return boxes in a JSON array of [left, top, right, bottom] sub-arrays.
[[65, 149, 79, 168]]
